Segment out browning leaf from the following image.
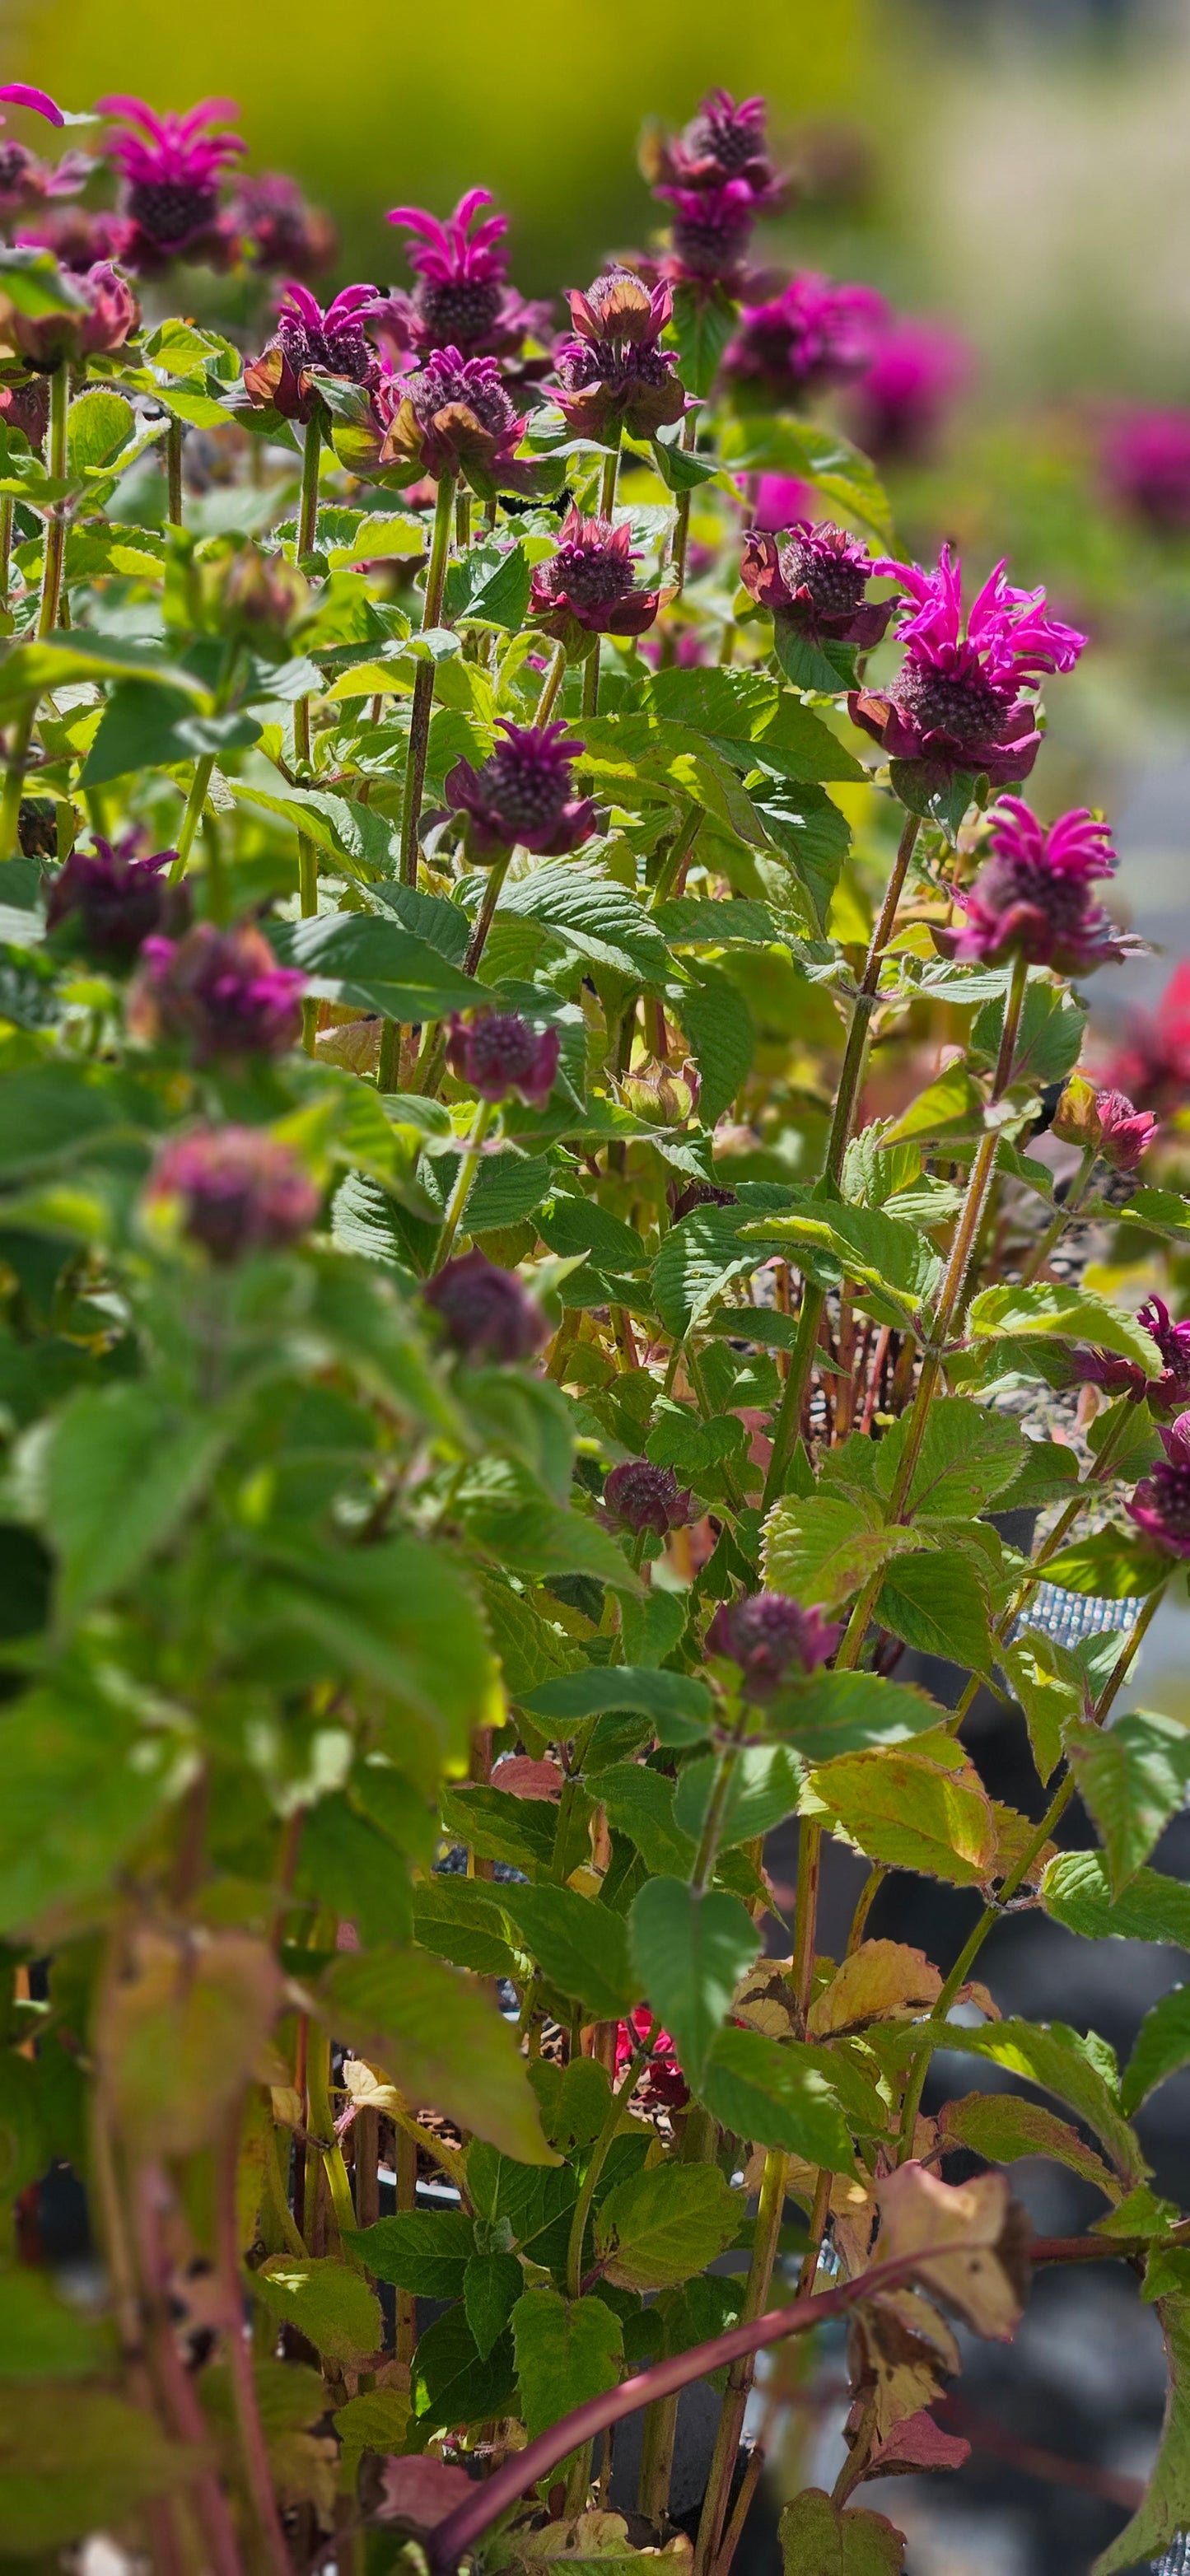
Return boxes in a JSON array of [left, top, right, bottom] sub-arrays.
[[807, 1942, 942, 2041], [874, 2163, 1030, 2341]]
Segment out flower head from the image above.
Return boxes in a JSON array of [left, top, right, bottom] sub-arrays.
[[566, 267, 672, 351], [614, 2006, 688, 2111], [850, 545, 1087, 788], [422, 1247, 548, 1364], [13, 206, 117, 271], [371, 347, 534, 495], [1052, 1072, 1158, 1173], [706, 1591, 841, 1698], [127, 920, 306, 1061], [45, 837, 181, 964], [552, 328, 688, 446], [664, 91, 776, 195], [229, 173, 337, 281], [243, 281, 380, 423], [446, 720, 595, 859], [446, 1010, 560, 1108], [384, 188, 544, 359], [97, 95, 245, 270], [1099, 964, 1190, 1118], [850, 320, 969, 465], [146, 1124, 320, 1263], [724, 273, 887, 404], [1103, 407, 1190, 534], [656, 177, 759, 292], [936, 799, 1135, 975], [530, 506, 662, 643], [0, 134, 93, 221], [1068, 1295, 1188, 1414], [1128, 1412, 1190, 1558], [740, 520, 897, 650], [1, 259, 138, 371], [602, 1459, 698, 1537]]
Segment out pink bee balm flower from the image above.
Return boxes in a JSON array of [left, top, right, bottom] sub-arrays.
[[45, 837, 180, 965], [740, 520, 897, 651], [97, 94, 245, 271], [0, 123, 94, 222], [1052, 1074, 1158, 1174], [230, 174, 337, 282], [602, 1459, 698, 1538], [370, 346, 538, 497], [936, 799, 1136, 975], [656, 176, 759, 292], [614, 2006, 689, 2111], [553, 324, 688, 448], [1128, 1412, 1190, 1558], [530, 506, 663, 642], [243, 282, 380, 423], [384, 187, 546, 360], [446, 1010, 560, 1108], [446, 719, 595, 860], [850, 320, 970, 465], [646, 90, 777, 202], [146, 1126, 320, 1264], [850, 544, 1087, 788], [740, 471, 815, 532], [1102, 406, 1190, 534], [706, 1591, 841, 1699], [1, 257, 138, 371], [422, 1248, 548, 1365], [1071, 1295, 1190, 1417], [566, 267, 672, 352], [128, 922, 306, 1062], [724, 272, 888, 405], [0, 84, 65, 127], [1099, 964, 1190, 1118]]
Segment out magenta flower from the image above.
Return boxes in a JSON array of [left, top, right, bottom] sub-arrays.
[[1102, 407, 1190, 534], [383, 188, 545, 360], [446, 720, 595, 860], [45, 838, 180, 965], [1128, 1412, 1190, 1558], [1052, 1076, 1158, 1174], [128, 922, 306, 1062], [97, 95, 245, 271], [370, 347, 537, 497], [147, 1125, 320, 1264], [0, 129, 94, 222], [706, 1591, 841, 1699], [1073, 1297, 1190, 1417], [13, 207, 117, 271], [614, 2006, 688, 2111], [648, 91, 777, 200], [850, 320, 970, 465], [602, 1459, 698, 1538], [0, 84, 65, 127], [850, 545, 1087, 788], [1099, 965, 1190, 1119], [553, 333, 688, 448], [229, 174, 337, 282], [740, 470, 815, 532], [446, 1010, 560, 1108], [935, 799, 1134, 975], [566, 267, 672, 351], [724, 273, 888, 405], [0, 372, 49, 449], [422, 1248, 548, 1364], [2, 259, 139, 371], [243, 281, 380, 423], [530, 506, 662, 645], [656, 176, 759, 293], [740, 520, 897, 651]]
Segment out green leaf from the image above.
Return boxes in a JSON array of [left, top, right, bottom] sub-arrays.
[[0, 1677, 184, 1940], [106, 1929, 281, 2161], [698, 2027, 856, 2171], [651, 1201, 768, 1338], [539, 1190, 649, 1275], [1000, 1633, 1082, 1784], [876, 2014, 1145, 2187], [411, 2303, 518, 2430], [974, 976, 1087, 1090], [966, 1281, 1162, 1374], [441, 1783, 561, 1873], [874, 1397, 1024, 1523], [30, 1379, 226, 1621], [1041, 1850, 1190, 1948], [413, 1873, 518, 1977], [497, 1883, 637, 2019], [497, 863, 674, 987], [1122, 1986, 1190, 2115], [0, 630, 208, 707], [778, 2487, 905, 2575], [0, 2383, 192, 2551], [744, 1198, 940, 1331], [461, 1490, 640, 1594], [1039, 1530, 1168, 1598], [772, 622, 857, 698], [511, 2286, 623, 2438], [333, 2387, 412, 2480], [667, 282, 737, 399], [597, 1764, 697, 1878], [938, 2092, 1118, 2200], [344, 2210, 474, 2297], [593, 2162, 742, 2291], [521, 1665, 713, 1743], [465, 2249, 524, 2360], [749, 780, 851, 935], [672, 1744, 802, 1850], [273, 909, 487, 1022], [809, 1745, 995, 1885], [255, 1535, 502, 1773], [66, 389, 134, 473], [317, 1948, 559, 2164], [1093, 2296, 1190, 2574], [0, 2264, 109, 2378], [762, 1671, 948, 1765], [874, 1548, 994, 1675], [445, 538, 532, 629], [252, 2258, 381, 2364], [994, 1438, 1083, 1514], [627, 1878, 758, 2084], [762, 1491, 926, 1612], [723, 416, 893, 546], [679, 967, 754, 1127], [297, 1794, 413, 1947], [1065, 1711, 1190, 1893], [231, 781, 402, 882]]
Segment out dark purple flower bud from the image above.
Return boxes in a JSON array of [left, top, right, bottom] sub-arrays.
[[97, 94, 245, 272], [230, 173, 337, 280], [935, 800, 1136, 976], [530, 506, 662, 643], [566, 268, 672, 351], [740, 520, 897, 652], [656, 178, 758, 292], [14, 206, 116, 273], [370, 346, 536, 497], [0, 137, 94, 221], [45, 837, 182, 966], [1066, 1347, 1150, 1406], [2, 259, 139, 372], [1067, 1295, 1190, 1417], [446, 719, 595, 861], [1128, 1412, 1190, 1558], [706, 1591, 842, 1697], [850, 544, 1086, 790], [602, 1458, 698, 1538], [146, 1124, 320, 1263], [1102, 407, 1190, 534], [552, 330, 688, 446], [849, 321, 970, 467], [446, 1010, 560, 1108], [1052, 1072, 1158, 1172], [724, 273, 887, 404], [422, 1247, 548, 1364], [243, 281, 379, 424], [385, 188, 547, 360], [654, 91, 777, 197], [127, 920, 306, 1062], [0, 371, 49, 450]]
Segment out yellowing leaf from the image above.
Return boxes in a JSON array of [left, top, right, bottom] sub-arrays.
[[874, 2163, 1027, 2340], [778, 2486, 905, 2574], [807, 1748, 996, 1885], [807, 1941, 942, 2040], [101, 1928, 281, 2160]]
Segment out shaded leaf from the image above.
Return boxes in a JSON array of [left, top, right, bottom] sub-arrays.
[[593, 2163, 741, 2290], [253, 2258, 381, 2364], [511, 2286, 623, 2438], [628, 1878, 758, 2083], [317, 1948, 558, 2165], [698, 2025, 856, 2171]]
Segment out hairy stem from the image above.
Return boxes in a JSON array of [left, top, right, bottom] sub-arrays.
[[399, 468, 457, 886], [217, 2126, 294, 2576], [431, 1097, 495, 1274], [166, 415, 184, 529], [38, 362, 71, 638], [564, 2020, 657, 2300]]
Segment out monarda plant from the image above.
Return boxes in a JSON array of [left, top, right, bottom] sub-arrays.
[[1, 72, 1188, 2576]]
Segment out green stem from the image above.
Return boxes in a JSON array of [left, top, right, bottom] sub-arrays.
[[894, 1579, 1168, 2158], [0, 701, 36, 864], [637, 2105, 721, 2525], [292, 404, 326, 940], [691, 2145, 789, 2576], [305, 2029, 362, 2255], [670, 411, 698, 598], [1018, 1146, 1096, 1288], [534, 639, 568, 725], [169, 757, 217, 884], [264, 2122, 308, 2261], [376, 1018, 402, 1094], [0, 491, 13, 615], [430, 1098, 495, 1274], [463, 847, 512, 978], [399, 469, 457, 886], [690, 1706, 748, 1896], [597, 436, 621, 523], [647, 803, 702, 913], [564, 2019, 657, 2300], [38, 362, 70, 638], [762, 810, 922, 1510], [216, 2127, 294, 2576], [166, 414, 184, 529], [581, 640, 601, 719]]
